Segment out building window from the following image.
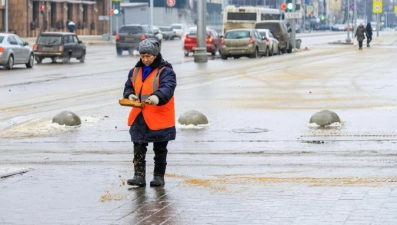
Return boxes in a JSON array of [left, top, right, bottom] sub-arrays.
[[33, 2, 39, 25], [51, 3, 57, 28], [83, 5, 88, 22], [68, 4, 73, 20]]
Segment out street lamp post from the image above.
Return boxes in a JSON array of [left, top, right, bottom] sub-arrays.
[[346, 0, 351, 43]]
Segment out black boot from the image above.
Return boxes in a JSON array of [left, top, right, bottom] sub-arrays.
[[127, 143, 147, 187], [150, 147, 168, 187]]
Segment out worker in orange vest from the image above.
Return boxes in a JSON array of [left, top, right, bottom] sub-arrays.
[[123, 39, 177, 187]]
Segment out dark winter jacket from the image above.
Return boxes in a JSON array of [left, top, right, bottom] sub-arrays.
[[123, 53, 177, 143], [355, 24, 367, 41], [365, 23, 373, 38]]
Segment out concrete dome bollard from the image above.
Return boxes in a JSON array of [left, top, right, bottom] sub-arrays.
[[309, 110, 340, 126], [52, 111, 82, 126], [178, 110, 208, 125]]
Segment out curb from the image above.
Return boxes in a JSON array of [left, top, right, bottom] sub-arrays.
[[0, 167, 30, 178]]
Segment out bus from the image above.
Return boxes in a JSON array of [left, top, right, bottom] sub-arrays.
[[222, 5, 284, 34]]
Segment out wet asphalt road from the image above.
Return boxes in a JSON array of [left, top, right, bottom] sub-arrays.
[[1, 32, 397, 224]]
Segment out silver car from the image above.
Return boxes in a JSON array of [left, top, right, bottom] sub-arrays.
[[0, 33, 34, 70], [256, 29, 280, 56]]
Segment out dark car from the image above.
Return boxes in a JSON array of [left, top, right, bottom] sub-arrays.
[[115, 24, 162, 56], [159, 26, 176, 40], [255, 20, 292, 53], [33, 32, 86, 64], [183, 27, 222, 56]]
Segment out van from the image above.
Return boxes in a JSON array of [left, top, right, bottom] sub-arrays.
[[254, 20, 292, 53]]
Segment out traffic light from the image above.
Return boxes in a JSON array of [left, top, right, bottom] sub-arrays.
[[286, 0, 293, 12], [109, 9, 114, 15], [40, 5, 45, 15], [113, 2, 121, 16]]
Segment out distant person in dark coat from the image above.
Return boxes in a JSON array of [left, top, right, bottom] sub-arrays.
[[67, 20, 76, 33], [365, 22, 373, 47], [355, 23, 367, 50]]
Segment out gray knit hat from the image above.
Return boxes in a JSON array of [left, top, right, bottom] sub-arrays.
[[138, 39, 159, 56]]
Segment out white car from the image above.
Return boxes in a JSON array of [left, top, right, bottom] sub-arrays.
[[256, 29, 280, 56], [171, 23, 186, 39]]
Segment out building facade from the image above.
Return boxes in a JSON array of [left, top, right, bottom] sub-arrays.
[[0, 0, 110, 38]]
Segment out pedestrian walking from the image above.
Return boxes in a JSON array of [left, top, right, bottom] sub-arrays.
[[67, 20, 76, 33], [123, 39, 177, 187], [365, 22, 373, 47], [355, 23, 367, 50]]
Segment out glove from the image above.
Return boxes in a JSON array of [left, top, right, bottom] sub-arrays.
[[145, 95, 159, 105], [128, 94, 138, 101]]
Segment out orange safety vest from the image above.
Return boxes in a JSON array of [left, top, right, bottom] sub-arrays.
[[127, 66, 175, 130]]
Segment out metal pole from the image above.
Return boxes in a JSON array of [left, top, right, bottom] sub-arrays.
[[353, 0, 357, 36], [109, 0, 112, 41], [376, 13, 379, 37], [290, 0, 296, 49], [346, 0, 351, 43], [5, 0, 8, 33], [194, 0, 207, 63], [150, 0, 153, 27]]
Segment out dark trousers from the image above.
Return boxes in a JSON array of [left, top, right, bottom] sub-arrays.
[[367, 36, 372, 46], [358, 40, 363, 49], [133, 141, 168, 163]]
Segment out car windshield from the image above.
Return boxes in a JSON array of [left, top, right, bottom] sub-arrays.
[[225, 31, 250, 39], [255, 23, 279, 31], [119, 26, 142, 34], [258, 31, 267, 37], [172, 25, 182, 29], [37, 36, 62, 45]]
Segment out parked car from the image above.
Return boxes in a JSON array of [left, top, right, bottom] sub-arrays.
[[115, 24, 161, 56], [33, 32, 86, 64], [315, 24, 331, 31], [256, 29, 280, 56], [159, 26, 176, 40], [152, 26, 163, 41], [295, 24, 301, 33], [171, 23, 187, 39], [220, 28, 268, 60], [183, 27, 222, 56], [0, 33, 34, 70], [255, 20, 292, 53], [331, 24, 346, 31]]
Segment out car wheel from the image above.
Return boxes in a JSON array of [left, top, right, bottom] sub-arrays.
[[26, 54, 34, 68], [117, 48, 123, 56], [184, 51, 189, 57], [265, 47, 270, 57], [51, 57, 57, 63], [221, 55, 227, 60], [251, 48, 259, 58], [5, 55, 14, 70], [269, 47, 274, 56], [35, 56, 43, 64], [287, 45, 292, 53], [79, 51, 86, 63], [62, 54, 71, 64]]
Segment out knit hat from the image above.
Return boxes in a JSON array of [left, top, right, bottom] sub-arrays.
[[138, 39, 159, 56]]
